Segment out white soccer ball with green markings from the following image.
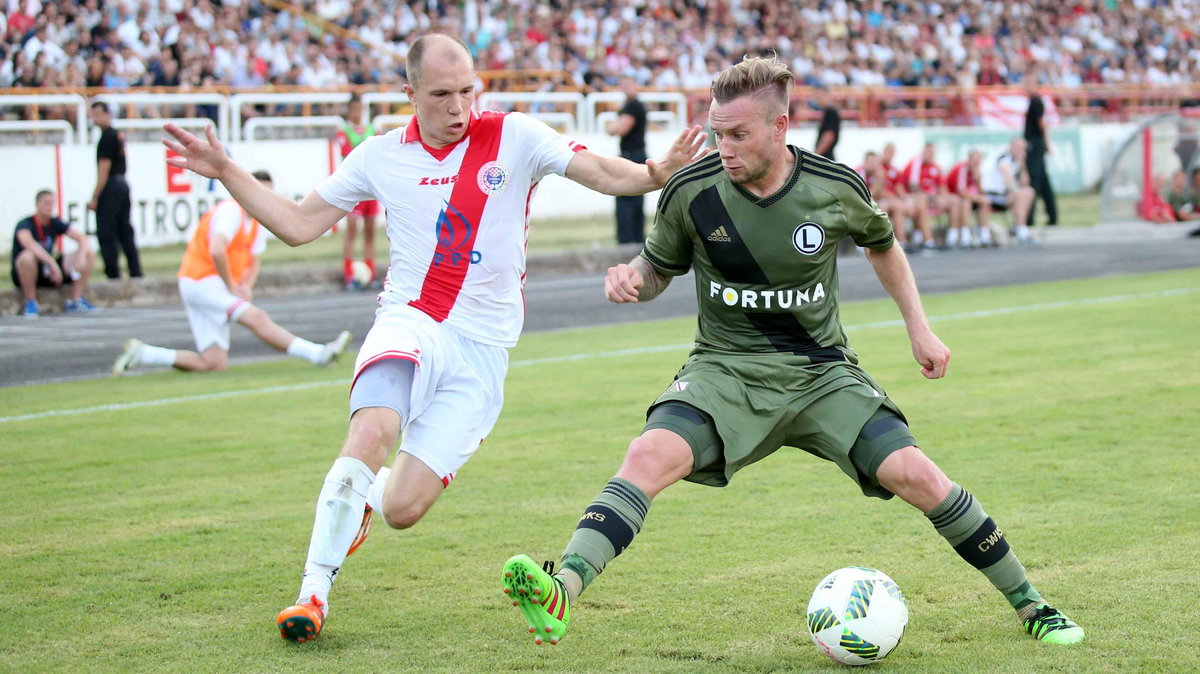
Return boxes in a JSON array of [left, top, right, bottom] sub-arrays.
[[806, 567, 908, 666]]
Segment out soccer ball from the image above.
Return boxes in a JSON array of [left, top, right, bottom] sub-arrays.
[[806, 567, 908, 666], [351, 260, 374, 287]]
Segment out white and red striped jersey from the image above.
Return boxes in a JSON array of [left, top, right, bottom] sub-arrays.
[[317, 110, 584, 347], [901, 158, 945, 195], [945, 161, 979, 196]]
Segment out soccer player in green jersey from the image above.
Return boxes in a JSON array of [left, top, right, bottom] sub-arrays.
[[502, 56, 1084, 647]]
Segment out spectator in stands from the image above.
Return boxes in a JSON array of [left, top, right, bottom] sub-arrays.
[[10, 189, 98, 318], [979, 138, 1036, 244], [6, 0, 1200, 145], [88, 100, 143, 280], [7, 0, 36, 40], [1023, 71, 1058, 228], [607, 76, 648, 244]]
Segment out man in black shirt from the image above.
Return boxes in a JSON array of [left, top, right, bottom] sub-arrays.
[[814, 86, 841, 161], [1022, 74, 1057, 227], [606, 77, 648, 244], [88, 100, 142, 279], [11, 189, 98, 318]]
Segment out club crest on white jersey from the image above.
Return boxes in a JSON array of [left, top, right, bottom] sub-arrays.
[[477, 161, 509, 196]]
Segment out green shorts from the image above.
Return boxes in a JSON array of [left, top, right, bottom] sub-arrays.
[[643, 353, 915, 499]]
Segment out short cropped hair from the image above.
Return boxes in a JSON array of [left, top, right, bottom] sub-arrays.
[[251, 170, 273, 183], [711, 55, 794, 118], [406, 34, 471, 88], [90, 100, 108, 113], [35, 189, 53, 202]]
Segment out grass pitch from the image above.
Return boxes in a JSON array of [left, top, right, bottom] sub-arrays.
[[1, 267, 1197, 673]]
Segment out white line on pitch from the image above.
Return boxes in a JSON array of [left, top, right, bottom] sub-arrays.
[[1, 286, 1195, 424]]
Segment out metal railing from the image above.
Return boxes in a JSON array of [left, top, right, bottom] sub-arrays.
[[229, 92, 352, 142], [586, 92, 689, 133], [4, 85, 1199, 146], [87, 117, 214, 143], [242, 115, 345, 142], [0, 94, 87, 143], [477, 92, 588, 133], [94, 93, 229, 141], [0, 119, 74, 145]]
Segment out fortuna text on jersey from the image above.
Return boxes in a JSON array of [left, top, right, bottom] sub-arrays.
[[709, 279, 827, 310]]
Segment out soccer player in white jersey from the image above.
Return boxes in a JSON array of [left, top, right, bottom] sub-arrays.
[[162, 33, 709, 643]]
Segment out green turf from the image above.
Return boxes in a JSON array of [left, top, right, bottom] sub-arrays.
[[2, 267, 1197, 672], [104, 191, 1101, 278]]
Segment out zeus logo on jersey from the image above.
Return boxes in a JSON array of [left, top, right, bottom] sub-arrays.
[[708, 280, 826, 309], [433, 201, 482, 267], [419, 175, 459, 185]]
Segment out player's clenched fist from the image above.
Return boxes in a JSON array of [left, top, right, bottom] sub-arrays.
[[604, 263, 643, 303]]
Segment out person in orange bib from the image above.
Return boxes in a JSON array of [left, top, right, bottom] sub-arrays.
[[112, 170, 352, 375]]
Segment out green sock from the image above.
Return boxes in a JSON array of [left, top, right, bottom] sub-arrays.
[[559, 477, 651, 595], [925, 483, 1043, 610]]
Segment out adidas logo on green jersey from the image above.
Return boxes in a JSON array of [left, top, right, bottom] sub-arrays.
[[707, 226, 732, 243]]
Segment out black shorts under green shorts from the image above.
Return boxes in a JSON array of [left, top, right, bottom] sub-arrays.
[[643, 352, 915, 499]]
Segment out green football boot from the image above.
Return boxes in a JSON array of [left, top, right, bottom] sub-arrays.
[[1023, 604, 1085, 645], [502, 554, 570, 645]]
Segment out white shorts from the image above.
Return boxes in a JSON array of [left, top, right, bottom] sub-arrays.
[[178, 276, 251, 352], [351, 304, 509, 486]]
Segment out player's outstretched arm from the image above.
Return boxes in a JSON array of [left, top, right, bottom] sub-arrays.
[[604, 257, 672, 304], [163, 124, 346, 245], [566, 125, 708, 196], [864, 245, 951, 379]]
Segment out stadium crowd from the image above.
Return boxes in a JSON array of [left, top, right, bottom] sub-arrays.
[[1, 0, 1199, 93]]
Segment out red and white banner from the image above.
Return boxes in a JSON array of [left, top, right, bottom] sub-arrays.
[[976, 92, 1060, 130]]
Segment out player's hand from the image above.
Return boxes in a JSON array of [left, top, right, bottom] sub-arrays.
[[647, 125, 709, 188], [231, 283, 252, 301], [87, 198, 98, 211], [162, 124, 230, 180], [604, 263, 643, 303], [911, 328, 950, 379]]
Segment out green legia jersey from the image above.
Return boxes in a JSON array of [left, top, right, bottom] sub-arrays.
[[641, 146, 894, 364]]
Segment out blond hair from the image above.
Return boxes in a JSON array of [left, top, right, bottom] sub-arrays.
[[710, 55, 793, 118]]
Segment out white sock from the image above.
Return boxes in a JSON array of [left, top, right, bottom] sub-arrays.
[[947, 228, 960, 246], [287, 337, 324, 365], [980, 226, 993, 244], [298, 457, 376, 604], [366, 466, 391, 513], [139, 344, 177, 367]]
